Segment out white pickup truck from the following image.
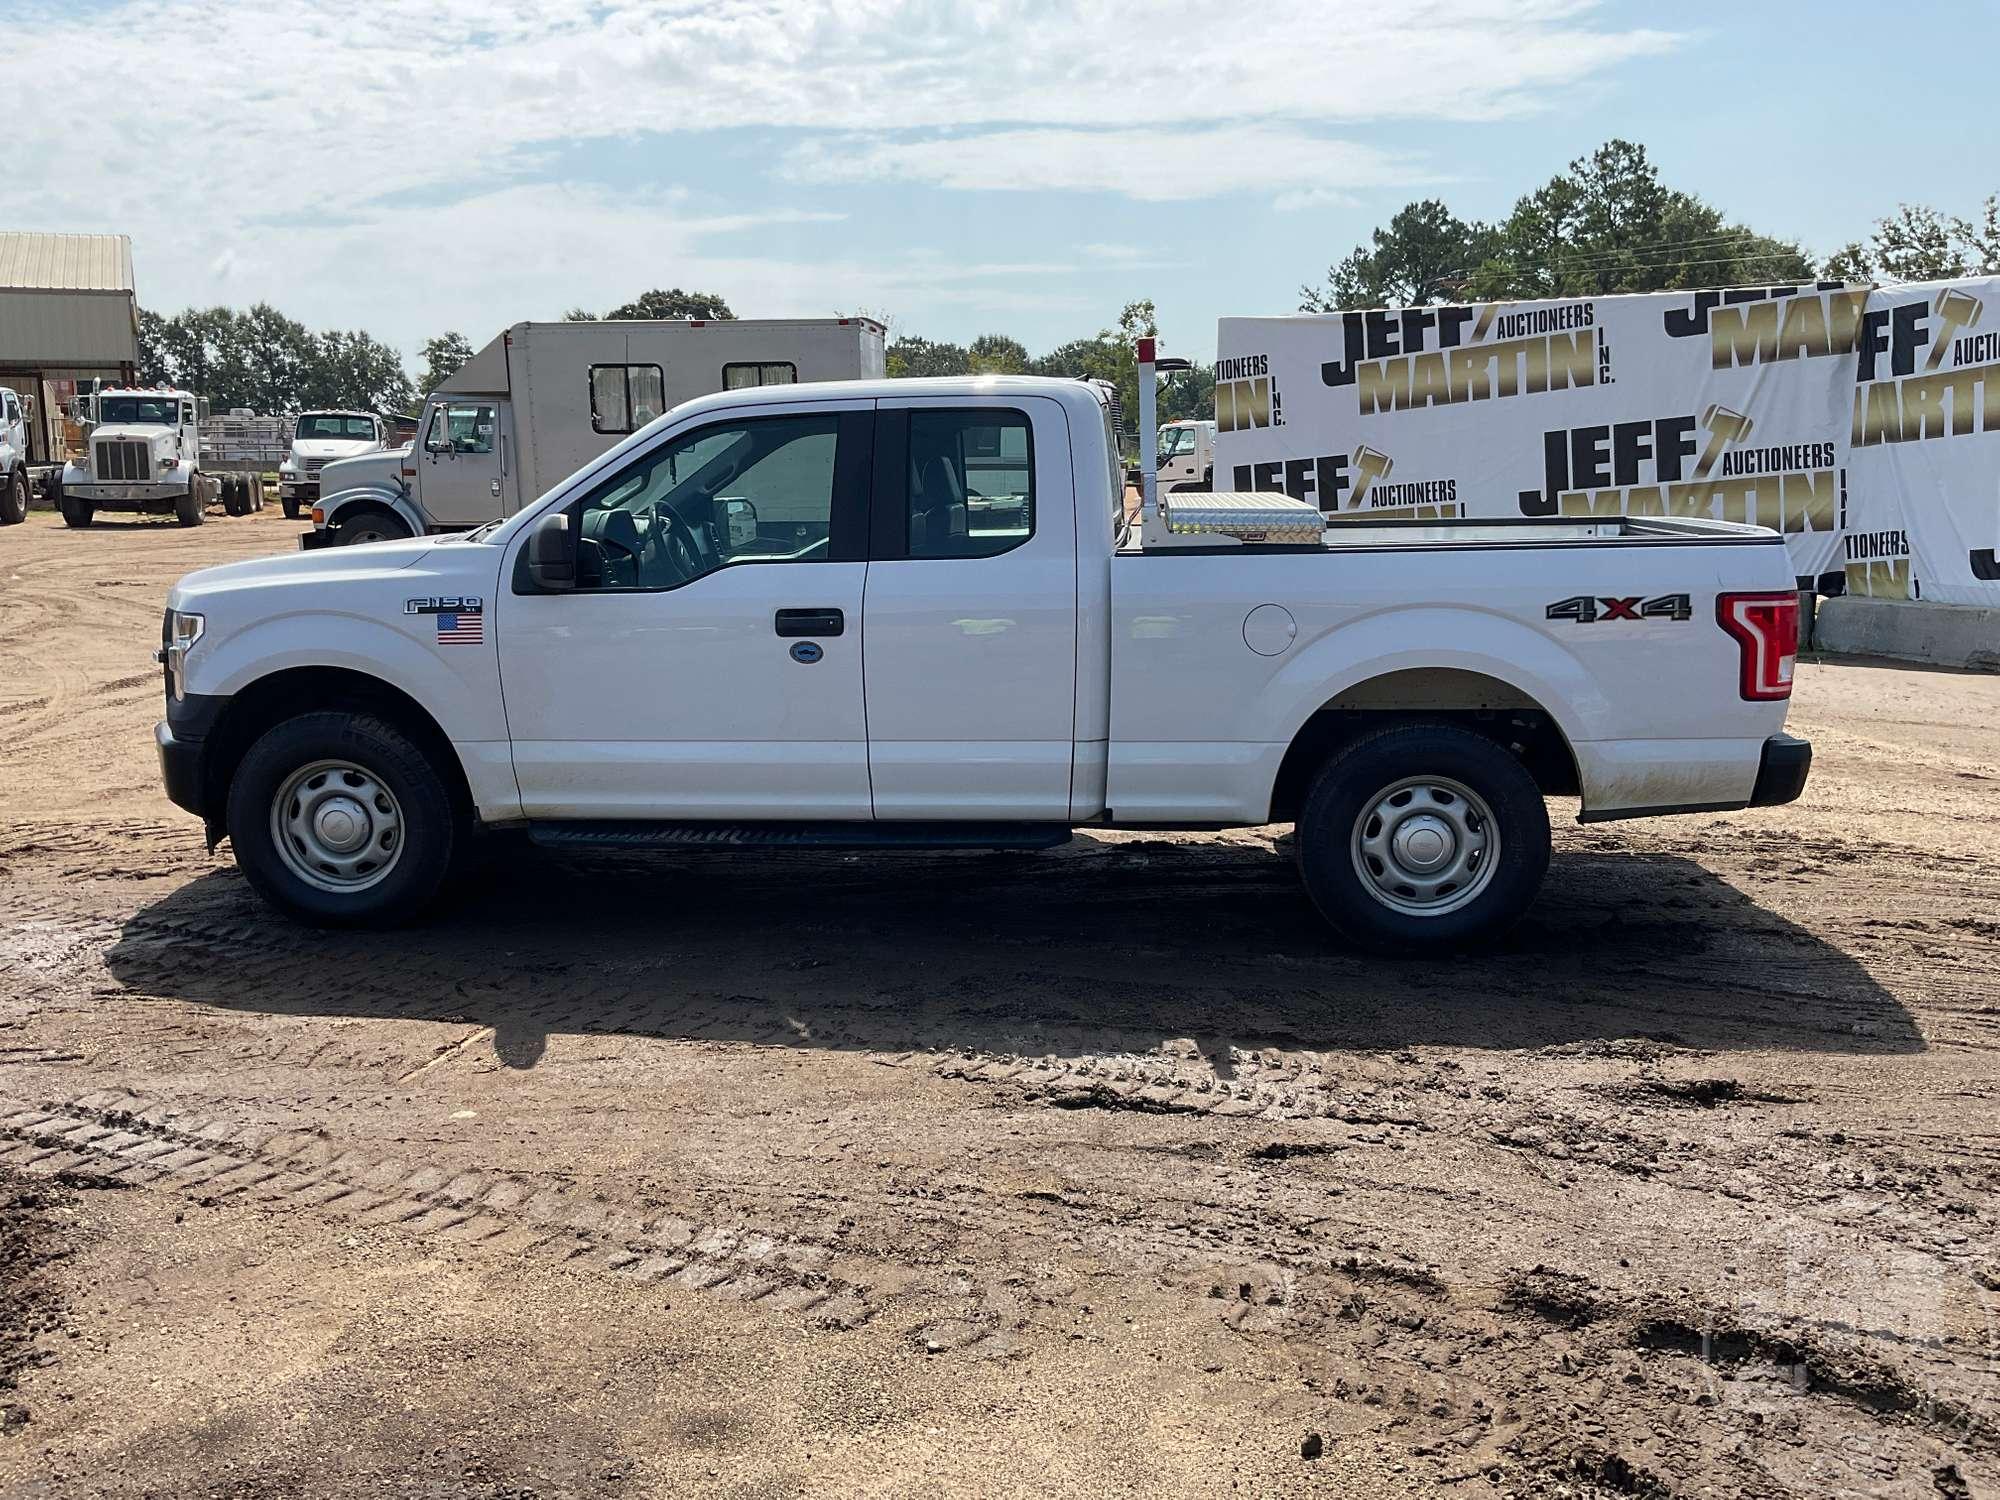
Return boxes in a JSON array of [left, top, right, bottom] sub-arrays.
[[154, 350, 1810, 948]]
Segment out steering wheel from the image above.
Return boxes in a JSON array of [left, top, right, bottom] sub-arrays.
[[645, 501, 704, 585]]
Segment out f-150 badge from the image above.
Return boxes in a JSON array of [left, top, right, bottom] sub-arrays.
[[404, 596, 483, 615]]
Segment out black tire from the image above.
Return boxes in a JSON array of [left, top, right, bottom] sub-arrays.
[[175, 476, 205, 527], [336, 508, 412, 546], [1294, 722, 1550, 953], [226, 712, 459, 927], [58, 493, 94, 528], [0, 469, 25, 525], [222, 476, 248, 516], [282, 493, 301, 520], [252, 478, 267, 512]]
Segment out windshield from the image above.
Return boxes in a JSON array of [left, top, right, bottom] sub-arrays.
[[1157, 426, 1196, 462], [98, 396, 180, 425], [296, 414, 375, 441]]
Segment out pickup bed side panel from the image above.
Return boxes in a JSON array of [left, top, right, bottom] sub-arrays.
[[1107, 540, 1795, 824]]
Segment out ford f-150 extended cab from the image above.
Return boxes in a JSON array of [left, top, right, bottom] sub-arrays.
[[154, 354, 1810, 949]]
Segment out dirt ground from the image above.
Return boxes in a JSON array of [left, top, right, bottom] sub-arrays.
[[1, 504, 1997, 1498]]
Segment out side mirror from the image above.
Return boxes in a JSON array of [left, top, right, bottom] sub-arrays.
[[424, 427, 452, 455], [717, 495, 758, 550], [526, 512, 574, 591]]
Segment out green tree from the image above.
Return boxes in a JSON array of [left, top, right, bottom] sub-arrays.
[[136, 308, 172, 385], [560, 307, 599, 322], [885, 336, 970, 377], [1824, 194, 2000, 283], [603, 288, 735, 320], [1303, 140, 1813, 310], [967, 333, 1030, 374], [1302, 200, 1497, 311], [131, 304, 412, 412], [305, 329, 414, 413], [418, 332, 475, 398]]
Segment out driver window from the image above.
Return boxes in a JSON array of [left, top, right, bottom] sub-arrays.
[[571, 413, 840, 592], [427, 402, 495, 455]]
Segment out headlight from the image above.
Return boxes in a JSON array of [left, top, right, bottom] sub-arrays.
[[160, 610, 205, 700], [159, 456, 177, 474]]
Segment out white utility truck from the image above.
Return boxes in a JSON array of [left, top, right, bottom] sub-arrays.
[[56, 388, 257, 527], [0, 386, 29, 525], [155, 341, 1810, 949], [1156, 418, 1215, 492], [307, 317, 886, 547], [278, 410, 394, 519]]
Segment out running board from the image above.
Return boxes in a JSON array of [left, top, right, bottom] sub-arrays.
[[527, 820, 1073, 852]]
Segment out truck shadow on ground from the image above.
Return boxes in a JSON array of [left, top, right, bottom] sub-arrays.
[[106, 833, 1921, 1070]]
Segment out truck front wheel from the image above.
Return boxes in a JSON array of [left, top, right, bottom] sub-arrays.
[[0, 468, 25, 525], [1294, 723, 1550, 953], [58, 492, 93, 528], [226, 712, 458, 927], [337, 509, 412, 546], [175, 476, 206, 527]]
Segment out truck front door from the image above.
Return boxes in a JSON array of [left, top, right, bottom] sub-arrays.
[[417, 399, 508, 528], [499, 402, 875, 819], [861, 397, 1078, 820]]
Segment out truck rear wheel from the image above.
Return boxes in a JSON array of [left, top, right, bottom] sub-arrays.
[[175, 476, 206, 527], [58, 492, 93, 528], [226, 712, 458, 927], [1294, 723, 1550, 953], [0, 469, 25, 525], [221, 476, 247, 516], [337, 509, 412, 545]]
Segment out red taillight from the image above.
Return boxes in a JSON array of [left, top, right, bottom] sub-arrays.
[[1717, 591, 1799, 701], [1136, 336, 1156, 363]]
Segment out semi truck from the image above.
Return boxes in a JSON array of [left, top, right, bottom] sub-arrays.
[[55, 387, 257, 527], [0, 386, 28, 525], [307, 318, 886, 547], [154, 341, 1810, 948]]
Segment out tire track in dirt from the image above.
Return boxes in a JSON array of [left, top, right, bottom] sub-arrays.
[[0, 1092, 878, 1331]]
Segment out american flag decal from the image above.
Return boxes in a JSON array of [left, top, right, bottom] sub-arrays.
[[435, 611, 484, 645]]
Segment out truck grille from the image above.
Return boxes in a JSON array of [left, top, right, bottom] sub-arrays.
[[304, 457, 326, 473], [95, 439, 151, 480]]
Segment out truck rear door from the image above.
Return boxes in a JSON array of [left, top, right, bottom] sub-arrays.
[[861, 396, 1078, 819]]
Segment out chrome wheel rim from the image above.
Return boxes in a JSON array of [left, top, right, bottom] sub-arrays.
[[1350, 775, 1499, 917], [270, 759, 405, 893]]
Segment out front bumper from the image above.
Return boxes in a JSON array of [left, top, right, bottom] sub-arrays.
[[154, 690, 228, 822], [1748, 732, 1812, 807], [155, 719, 208, 819], [68, 480, 184, 504], [280, 477, 321, 498], [299, 527, 336, 551]]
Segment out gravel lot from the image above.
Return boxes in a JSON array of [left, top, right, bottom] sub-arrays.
[[1, 506, 1997, 1498]]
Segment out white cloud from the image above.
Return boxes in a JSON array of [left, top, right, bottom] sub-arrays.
[[783, 126, 1420, 201], [8, 1, 1680, 356]]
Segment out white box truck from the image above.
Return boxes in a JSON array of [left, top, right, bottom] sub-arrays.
[[307, 318, 886, 547]]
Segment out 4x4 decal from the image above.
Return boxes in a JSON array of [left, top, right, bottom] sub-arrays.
[[1546, 593, 1692, 624]]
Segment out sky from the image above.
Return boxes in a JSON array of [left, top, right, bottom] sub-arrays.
[[16, 0, 1998, 370]]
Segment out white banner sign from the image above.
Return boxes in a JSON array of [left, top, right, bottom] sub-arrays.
[[1216, 278, 2000, 605]]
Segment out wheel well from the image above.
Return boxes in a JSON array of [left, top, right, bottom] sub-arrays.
[[332, 500, 405, 529], [202, 667, 473, 828], [1267, 669, 1581, 825]]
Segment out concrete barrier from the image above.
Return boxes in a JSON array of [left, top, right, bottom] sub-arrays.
[[1815, 596, 2000, 673]]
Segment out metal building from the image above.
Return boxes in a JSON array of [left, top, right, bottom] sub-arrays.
[[0, 232, 140, 464]]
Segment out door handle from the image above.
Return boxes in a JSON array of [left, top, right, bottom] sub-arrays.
[[774, 608, 844, 638]]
